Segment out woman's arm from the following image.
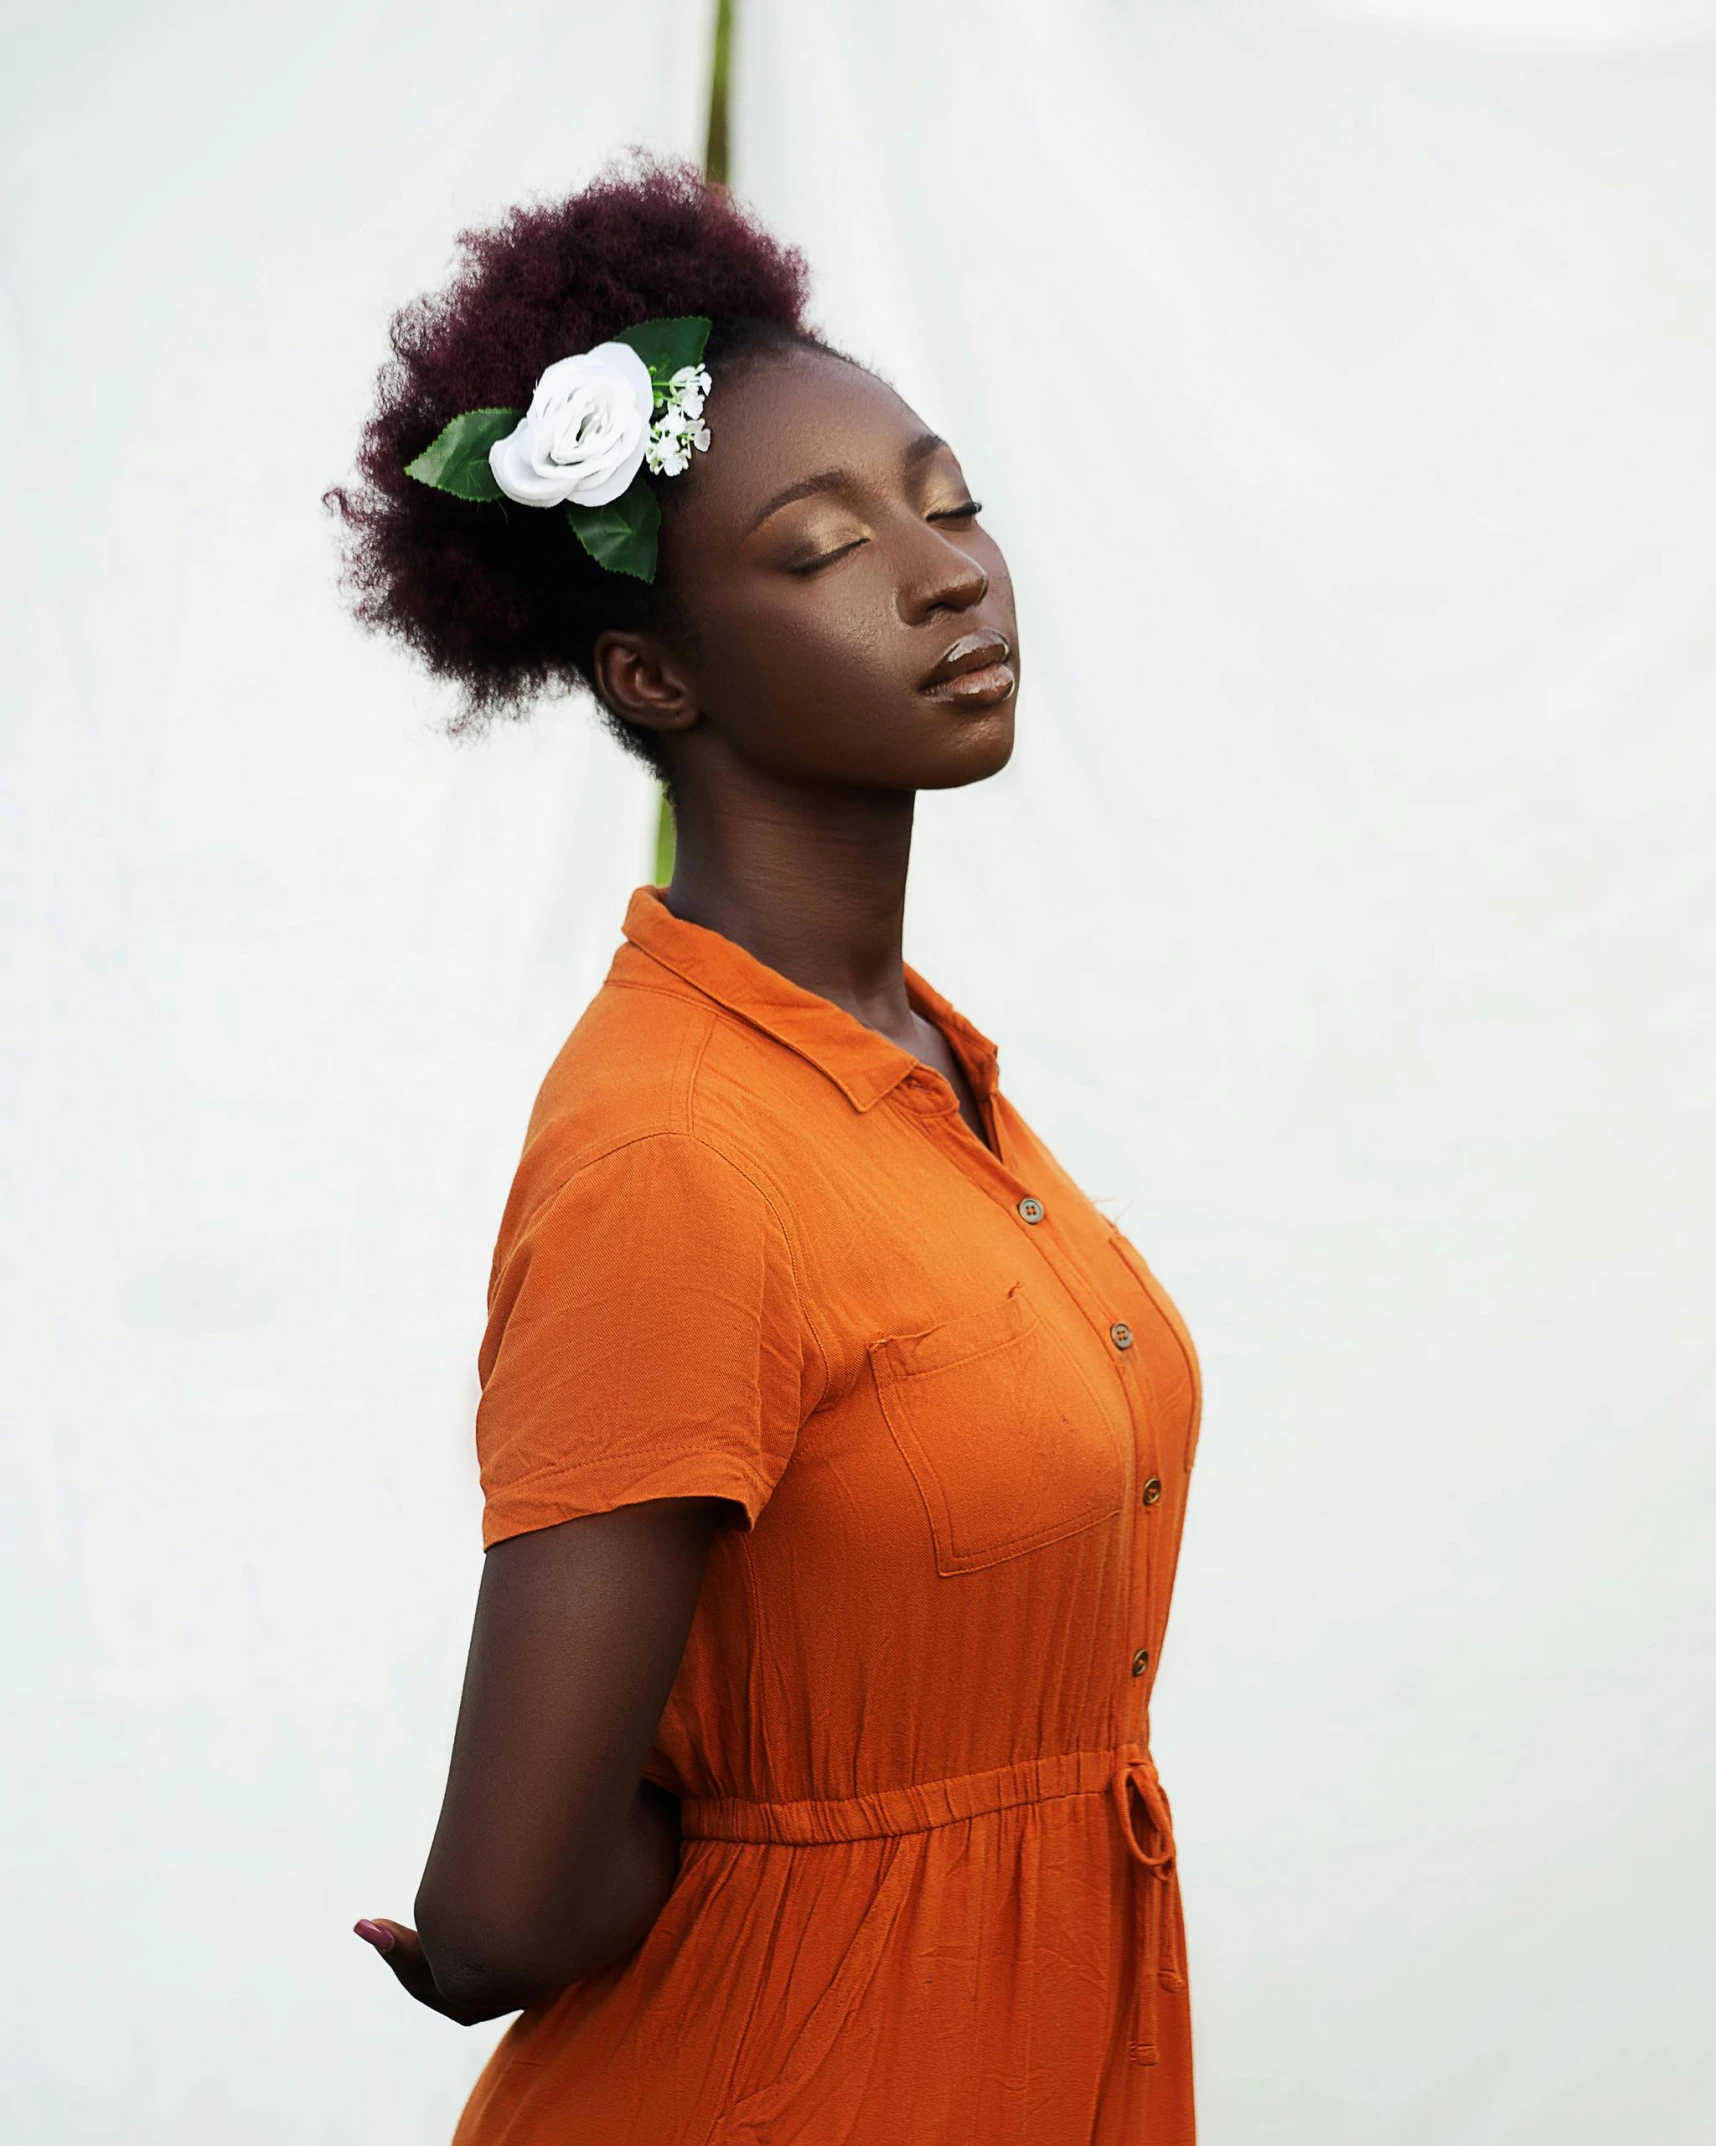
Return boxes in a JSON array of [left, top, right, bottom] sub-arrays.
[[356, 1494, 734, 2024]]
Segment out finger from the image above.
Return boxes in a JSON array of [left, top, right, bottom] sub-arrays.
[[353, 1918, 447, 2012]]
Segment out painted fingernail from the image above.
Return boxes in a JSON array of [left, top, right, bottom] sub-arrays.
[[353, 1919, 396, 1954]]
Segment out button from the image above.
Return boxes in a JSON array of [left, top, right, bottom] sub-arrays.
[[1016, 1196, 1045, 1224], [1141, 1477, 1162, 1506], [1110, 1321, 1134, 1350], [1131, 1648, 1150, 1677]]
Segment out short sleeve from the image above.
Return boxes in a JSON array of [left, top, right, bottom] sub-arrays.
[[474, 1135, 808, 1547]]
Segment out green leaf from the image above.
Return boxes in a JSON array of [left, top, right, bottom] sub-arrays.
[[613, 315, 711, 387], [565, 473, 662, 581], [404, 408, 520, 502]]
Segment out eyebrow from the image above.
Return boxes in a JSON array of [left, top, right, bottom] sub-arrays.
[[745, 431, 949, 535]]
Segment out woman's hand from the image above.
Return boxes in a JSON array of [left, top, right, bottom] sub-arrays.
[[353, 1916, 470, 2020]]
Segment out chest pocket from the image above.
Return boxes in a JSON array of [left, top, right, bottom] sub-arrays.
[[869, 1285, 1129, 1576]]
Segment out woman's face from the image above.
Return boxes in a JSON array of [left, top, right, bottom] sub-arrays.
[[598, 345, 1019, 790]]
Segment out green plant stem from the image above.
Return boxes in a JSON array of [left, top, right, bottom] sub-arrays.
[[652, 0, 734, 885]]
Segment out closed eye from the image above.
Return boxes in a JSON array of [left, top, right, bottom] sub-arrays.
[[790, 537, 868, 575], [930, 499, 983, 522]]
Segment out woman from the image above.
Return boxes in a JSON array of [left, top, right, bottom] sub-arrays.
[[333, 158, 1201, 2145]]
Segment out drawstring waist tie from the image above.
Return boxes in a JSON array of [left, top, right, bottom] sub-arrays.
[[1109, 1745, 1185, 2065], [678, 1739, 1182, 2066]]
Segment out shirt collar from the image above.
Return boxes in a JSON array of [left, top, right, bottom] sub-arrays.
[[620, 884, 1000, 1114]]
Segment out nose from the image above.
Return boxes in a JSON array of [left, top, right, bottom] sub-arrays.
[[896, 522, 988, 625]]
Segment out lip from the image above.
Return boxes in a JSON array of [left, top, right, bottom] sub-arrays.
[[919, 628, 1016, 707]]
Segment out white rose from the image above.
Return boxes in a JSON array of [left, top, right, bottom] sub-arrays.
[[488, 342, 654, 508]]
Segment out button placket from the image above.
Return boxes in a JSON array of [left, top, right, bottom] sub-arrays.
[[1000, 1207, 1167, 1698], [1096, 1291, 1163, 1502], [954, 1148, 1168, 1696], [1096, 1287, 1168, 1701]]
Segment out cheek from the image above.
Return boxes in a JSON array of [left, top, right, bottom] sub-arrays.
[[700, 588, 906, 748]]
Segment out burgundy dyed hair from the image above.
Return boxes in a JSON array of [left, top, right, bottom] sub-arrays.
[[327, 155, 829, 769]]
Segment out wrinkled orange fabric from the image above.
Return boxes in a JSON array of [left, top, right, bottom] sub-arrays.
[[453, 886, 1202, 2146]]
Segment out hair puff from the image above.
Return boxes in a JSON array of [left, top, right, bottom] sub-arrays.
[[327, 155, 819, 761]]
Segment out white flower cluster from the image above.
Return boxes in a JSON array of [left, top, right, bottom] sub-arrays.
[[645, 364, 713, 478]]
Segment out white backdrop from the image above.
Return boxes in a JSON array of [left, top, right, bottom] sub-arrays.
[[734, 4, 1716, 2142], [2, 2, 695, 2137], [4, 1, 1715, 2141]]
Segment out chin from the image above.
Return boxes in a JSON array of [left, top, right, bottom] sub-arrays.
[[915, 706, 1017, 790]]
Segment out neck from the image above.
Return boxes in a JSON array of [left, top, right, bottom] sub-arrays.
[[660, 747, 918, 1038]]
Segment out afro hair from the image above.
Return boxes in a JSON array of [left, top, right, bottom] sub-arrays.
[[327, 155, 826, 767]]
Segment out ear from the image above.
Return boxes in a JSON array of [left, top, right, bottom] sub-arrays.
[[592, 631, 700, 738]]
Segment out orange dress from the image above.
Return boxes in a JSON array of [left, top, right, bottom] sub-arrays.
[[454, 886, 1202, 2146]]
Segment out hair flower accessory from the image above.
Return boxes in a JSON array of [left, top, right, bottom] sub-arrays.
[[489, 344, 654, 509], [404, 316, 713, 582], [644, 365, 713, 477]]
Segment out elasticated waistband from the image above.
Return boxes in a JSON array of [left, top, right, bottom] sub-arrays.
[[678, 1739, 1151, 1845]]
